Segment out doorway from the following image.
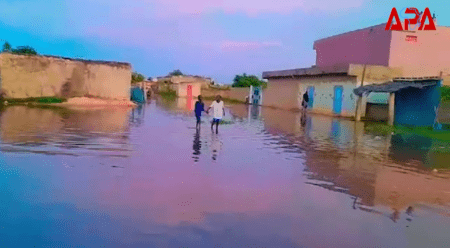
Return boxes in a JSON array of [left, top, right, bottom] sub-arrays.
[[333, 85, 343, 115]]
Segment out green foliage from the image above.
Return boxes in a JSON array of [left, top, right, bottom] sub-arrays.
[[159, 89, 177, 99], [440, 86, 450, 102], [232, 73, 267, 88], [12, 46, 37, 55], [2, 42, 11, 52], [2, 42, 37, 55], [131, 72, 145, 84], [3, 97, 66, 104], [202, 96, 244, 104], [169, 69, 183, 76], [365, 122, 450, 142]]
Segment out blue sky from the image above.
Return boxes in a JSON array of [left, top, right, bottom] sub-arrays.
[[0, 0, 447, 84]]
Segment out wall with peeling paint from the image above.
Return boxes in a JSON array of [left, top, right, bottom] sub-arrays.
[[0, 53, 132, 99]]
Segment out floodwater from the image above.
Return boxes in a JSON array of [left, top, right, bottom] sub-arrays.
[[1, 97, 450, 248]]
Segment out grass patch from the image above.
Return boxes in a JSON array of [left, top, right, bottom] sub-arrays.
[[365, 122, 450, 142], [440, 86, 450, 102], [159, 89, 177, 99], [203, 96, 245, 104], [219, 120, 234, 124], [2, 97, 67, 104]]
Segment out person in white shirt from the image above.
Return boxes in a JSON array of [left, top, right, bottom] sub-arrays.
[[206, 95, 225, 134]]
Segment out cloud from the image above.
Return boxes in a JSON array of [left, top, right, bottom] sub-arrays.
[[153, 0, 366, 17], [219, 40, 282, 51]]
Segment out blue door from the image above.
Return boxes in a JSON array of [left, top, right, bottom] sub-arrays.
[[333, 86, 343, 115], [307, 86, 314, 108]]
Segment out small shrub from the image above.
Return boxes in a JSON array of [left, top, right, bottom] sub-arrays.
[[441, 86, 450, 102]]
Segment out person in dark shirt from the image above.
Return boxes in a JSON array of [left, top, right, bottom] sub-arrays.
[[194, 95, 206, 129], [301, 91, 309, 125], [302, 91, 309, 110]]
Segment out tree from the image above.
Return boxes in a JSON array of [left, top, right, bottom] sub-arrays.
[[131, 72, 145, 84], [169, 69, 183, 76], [12, 46, 37, 55], [232, 73, 267, 88], [2, 42, 11, 52]]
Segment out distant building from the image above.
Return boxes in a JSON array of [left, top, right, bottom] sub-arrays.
[[263, 22, 450, 120], [157, 75, 213, 97]]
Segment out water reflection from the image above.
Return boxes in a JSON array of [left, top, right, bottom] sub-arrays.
[[192, 128, 201, 162], [0, 106, 132, 157], [210, 133, 222, 161], [1, 99, 450, 247], [389, 133, 432, 164], [130, 104, 145, 126]]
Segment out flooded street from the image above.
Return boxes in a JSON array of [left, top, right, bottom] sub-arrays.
[[1, 98, 450, 248]]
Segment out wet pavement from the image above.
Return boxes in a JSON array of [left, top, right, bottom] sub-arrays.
[[1, 97, 450, 248]]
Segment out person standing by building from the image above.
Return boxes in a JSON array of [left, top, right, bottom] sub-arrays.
[[207, 95, 225, 134], [194, 95, 206, 130], [302, 91, 309, 111], [301, 91, 309, 124]]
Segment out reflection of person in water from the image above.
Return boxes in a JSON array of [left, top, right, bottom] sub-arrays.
[[210, 134, 222, 161], [390, 209, 400, 223], [192, 128, 201, 162]]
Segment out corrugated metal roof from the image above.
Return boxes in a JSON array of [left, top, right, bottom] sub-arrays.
[[353, 79, 441, 96]]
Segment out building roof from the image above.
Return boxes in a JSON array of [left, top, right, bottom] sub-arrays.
[[262, 65, 349, 79], [353, 77, 441, 96], [1, 52, 131, 68], [313, 23, 386, 45]]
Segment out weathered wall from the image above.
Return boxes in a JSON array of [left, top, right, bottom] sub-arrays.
[[314, 24, 392, 68], [263, 78, 300, 110], [389, 27, 450, 85], [265, 76, 357, 116], [176, 82, 202, 97], [202, 87, 249, 102], [298, 76, 357, 117], [0, 53, 132, 99], [365, 103, 389, 121]]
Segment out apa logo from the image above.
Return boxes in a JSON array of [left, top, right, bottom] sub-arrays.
[[385, 7, 436, 31]]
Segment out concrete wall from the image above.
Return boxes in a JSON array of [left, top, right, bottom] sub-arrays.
[[175, 82, 202, 97], [263, 78, 300, 110], [365, 103, 389, 121], [0, 53, 132, 99], [389, 27, 450, 84], [202, 87, 249, 102], [265, 76, 357, 116], [298, 76, 357, 117], [314, 24, 391, 68]]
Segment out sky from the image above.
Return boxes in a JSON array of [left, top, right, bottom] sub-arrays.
[[0, 0, 448, 84]]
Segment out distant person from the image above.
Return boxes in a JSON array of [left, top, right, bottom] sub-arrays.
[[207, 95, 225, 134], [302, 91, 309, 111], [194, 95, 206, 129], [301, 91, 309, 122]]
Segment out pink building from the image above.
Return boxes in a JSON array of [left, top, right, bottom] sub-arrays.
[[314, 22, 450, 84]]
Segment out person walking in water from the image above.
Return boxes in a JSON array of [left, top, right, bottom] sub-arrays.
[[301, 90, 309, 124], [194, 95, 206, 130], [207, 95, 225, 134], [302, 90, 309, 111]]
